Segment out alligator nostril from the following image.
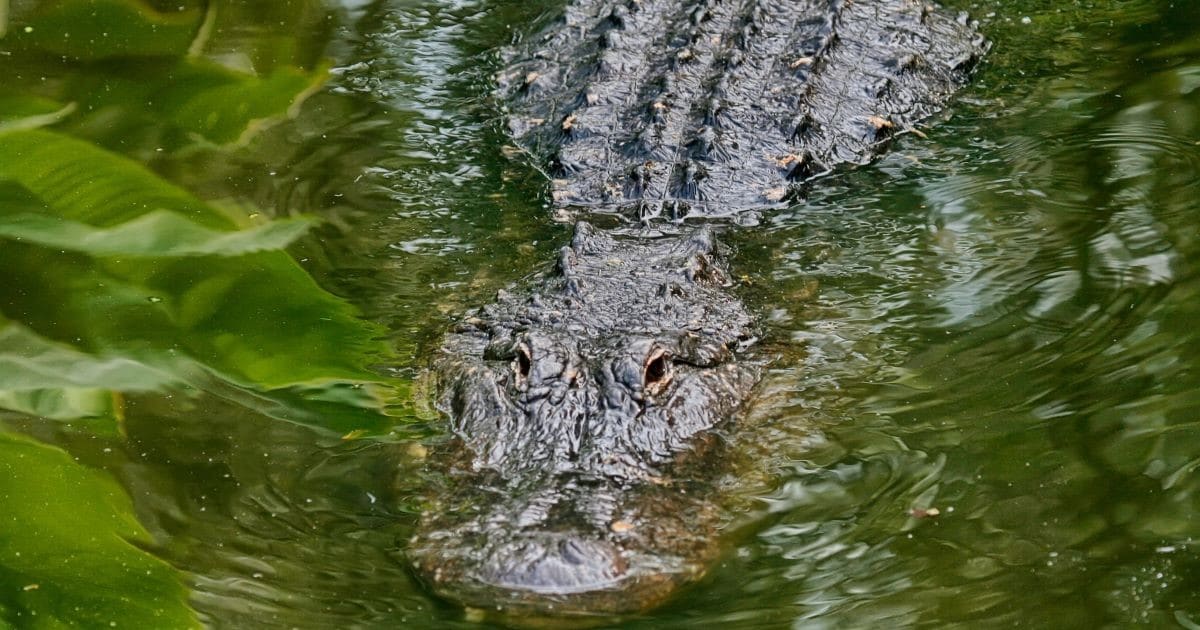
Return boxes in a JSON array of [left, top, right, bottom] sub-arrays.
[[643, 347, 673, 395], [515, 343, 532, 385]]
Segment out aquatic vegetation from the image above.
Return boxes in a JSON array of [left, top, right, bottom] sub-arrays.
[[0, 0, 397, 430], [0, 2, 404, 625], [0, 432, 199, 628]]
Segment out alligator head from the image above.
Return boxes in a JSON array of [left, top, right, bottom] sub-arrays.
[[408, 222, 758, 618]]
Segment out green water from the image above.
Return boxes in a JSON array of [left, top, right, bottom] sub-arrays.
[[1, 0, 1199, 627]]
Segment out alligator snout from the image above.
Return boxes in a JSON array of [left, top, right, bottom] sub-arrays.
[[409, 475, 621, 610], [482, 535, 627, 594], [408, 475, 722, 619]]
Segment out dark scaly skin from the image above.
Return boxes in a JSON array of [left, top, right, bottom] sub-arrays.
[[410, 0, 988, 619], [500, 0, 988, 220], [409, 224, 756, 617]]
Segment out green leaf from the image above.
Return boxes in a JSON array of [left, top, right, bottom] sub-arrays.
[[58, 58, 327, 148], [0, 50, 396, 432], [0, 321, 177, 392], [0, 388, 120, 422], [0, 210, 314, 257], [0, 93, 75, 132], [0, 128, 394, 427], [0, 432, 200, 628], [4, 0, 204, 59], [106, 251, 389, 389], [0, 320, 174, 422], [164, 63, 328, 145], [0, 128, 232, 228], [1, 241, 387, 389], [0, 313, 399, 433]]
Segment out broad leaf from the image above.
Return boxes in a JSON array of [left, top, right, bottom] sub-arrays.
[[0, 129, 394, 425], [64, 59, 328, 147], [0, 12, 398, 432], [104, 251, 389, 388], [3, 0, 204, 59], [0, 240, 388, 399], [0, 93, 74, 132], [0, 432, 200, 628], [0, 314, 398, 433], [0, 388, 120, 422], [0, 129, 230, 228], [0, 320, 172, 421], [165, 63, 327, 145], [0, 210, 313, 257], [0, 321, 177, 392]]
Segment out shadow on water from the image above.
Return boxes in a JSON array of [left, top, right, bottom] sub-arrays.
[[3, 0, 1200, 627]]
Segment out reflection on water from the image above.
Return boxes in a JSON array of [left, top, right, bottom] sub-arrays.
[[695, 2, 1200, 626], [5, 0, 1200, 627]]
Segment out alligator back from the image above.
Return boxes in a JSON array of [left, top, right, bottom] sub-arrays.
[[499, 0, 988, 220]]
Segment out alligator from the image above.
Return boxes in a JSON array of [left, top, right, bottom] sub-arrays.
[[408, 0, 987, 620]]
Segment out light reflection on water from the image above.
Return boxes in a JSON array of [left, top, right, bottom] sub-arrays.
[[686, 3, 1200, 625], [18, 0, 1200, 627]]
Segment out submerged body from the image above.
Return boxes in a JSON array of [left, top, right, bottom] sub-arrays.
[[500, 0, 987, 220], [410, 0, 987, 618]]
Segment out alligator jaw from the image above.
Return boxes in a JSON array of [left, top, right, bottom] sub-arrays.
[[409, 471, 726, 619]]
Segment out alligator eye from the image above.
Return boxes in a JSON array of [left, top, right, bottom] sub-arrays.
[[643, 348, 673, 395], [514, 343, 532, 384]]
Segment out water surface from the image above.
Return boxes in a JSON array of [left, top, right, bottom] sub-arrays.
[[3, 0, 1200, 627]]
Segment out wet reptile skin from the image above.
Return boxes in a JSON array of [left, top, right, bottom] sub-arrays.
[[500, 0, 987, 219], [409, 0, 987, 619]]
